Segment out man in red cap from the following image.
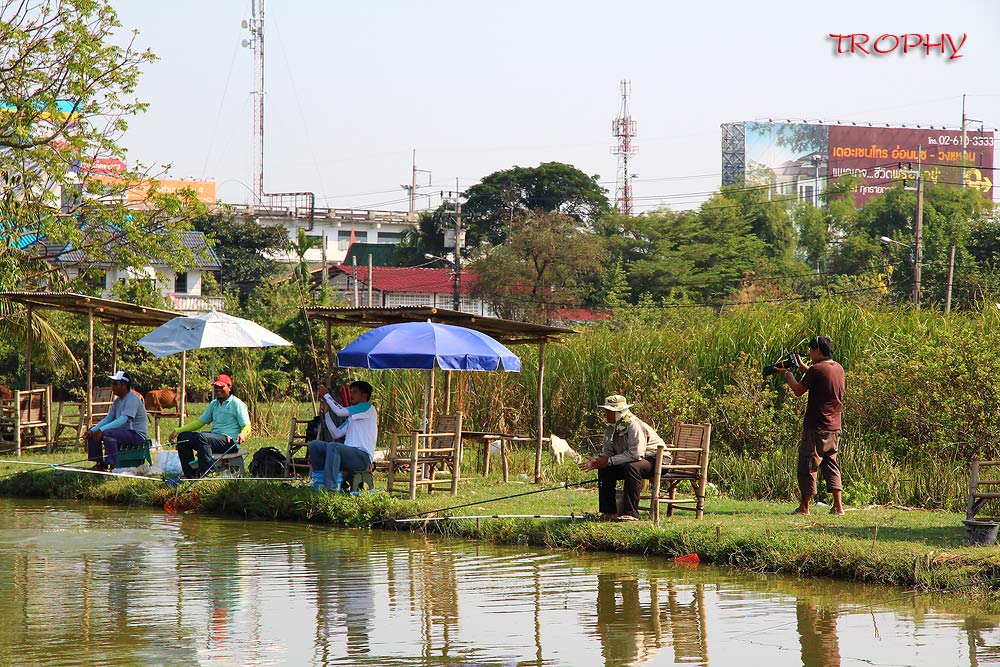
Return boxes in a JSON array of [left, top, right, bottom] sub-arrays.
[[169, 374, 251, 478]]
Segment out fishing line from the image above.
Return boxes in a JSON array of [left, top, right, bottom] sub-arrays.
[[372, 477, 599, 526], [392, 514, 588, 522]]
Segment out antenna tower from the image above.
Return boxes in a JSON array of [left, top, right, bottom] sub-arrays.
[[242, 0, 265, 202], [611, 80, 637, 215]]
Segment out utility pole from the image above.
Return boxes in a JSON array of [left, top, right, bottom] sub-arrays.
[[402, 149, 431, 213], [440, 181, 465, 311], [902, 153, 924, 308], [453, 197, 463, 311], [914, 174, 923, 308], [962, 93, 967, 189], [945, 245, 956, 314]]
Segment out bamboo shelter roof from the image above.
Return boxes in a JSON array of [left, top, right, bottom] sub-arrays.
[[302, 306, 577, 345], [0, 292, 178, 326]]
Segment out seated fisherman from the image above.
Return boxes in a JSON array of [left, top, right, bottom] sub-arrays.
[[308, 380, 377, 491], [168, 374, 250, 478], [84, 370, 148, 471], [579, 394, 668, 521]]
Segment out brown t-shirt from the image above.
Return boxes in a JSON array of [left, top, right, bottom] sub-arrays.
[[800, 359, 845, 431]]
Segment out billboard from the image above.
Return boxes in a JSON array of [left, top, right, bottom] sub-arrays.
[[93, 175, 217, 205], [722, 121, 995, 206]]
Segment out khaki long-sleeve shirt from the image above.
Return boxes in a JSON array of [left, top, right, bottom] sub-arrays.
[[601, 414, 666, 466]]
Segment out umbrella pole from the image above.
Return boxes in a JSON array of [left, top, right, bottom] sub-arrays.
[[428, 367, 436, 431], [422, 370, 432, 432], [444, 371, 453, 414]]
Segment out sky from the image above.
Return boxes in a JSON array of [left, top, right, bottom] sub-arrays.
[[114, 0, 1000, 214]]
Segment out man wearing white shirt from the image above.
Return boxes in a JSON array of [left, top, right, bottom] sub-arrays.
[[308, 380, 377, 491]]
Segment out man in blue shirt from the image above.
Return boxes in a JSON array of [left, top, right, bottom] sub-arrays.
[[85, 370, 148, 471], [169, 374, 251, 478]]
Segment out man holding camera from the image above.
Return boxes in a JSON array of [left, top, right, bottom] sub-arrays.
[[780, 335, 845, 515]]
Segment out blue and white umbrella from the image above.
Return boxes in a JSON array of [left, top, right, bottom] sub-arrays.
[[337, 321, 520, 372]]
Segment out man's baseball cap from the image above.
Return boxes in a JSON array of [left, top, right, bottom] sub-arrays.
[[108, 370, 131, 384], [212, 374, 233, 387]]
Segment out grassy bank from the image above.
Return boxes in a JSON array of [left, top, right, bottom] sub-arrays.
[[2, 454, 999, 606]]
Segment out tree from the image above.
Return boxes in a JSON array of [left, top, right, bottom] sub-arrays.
[[0, 0, 204, 374], [462, 162, 611, 246], [1, 0, 202, 289], [468, 212, 605, 322], [192, 210, 289, 306]]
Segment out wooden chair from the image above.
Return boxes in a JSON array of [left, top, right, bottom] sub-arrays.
[[386, 412, 464, 500], [967, 460, 1000, 522], [90, 386, 114, 426], [54, 399, 87, 447], [640, 423, 712, 523], [0, 386, 53, 456], [286, 417, 315, 478]]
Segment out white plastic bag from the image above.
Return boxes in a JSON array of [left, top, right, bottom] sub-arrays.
[[154, 450, 182, 476]]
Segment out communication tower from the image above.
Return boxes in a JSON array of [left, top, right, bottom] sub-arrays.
[[611, 80, 637, 215]]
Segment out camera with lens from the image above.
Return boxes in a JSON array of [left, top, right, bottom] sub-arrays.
[[763, 353, 801, 378]]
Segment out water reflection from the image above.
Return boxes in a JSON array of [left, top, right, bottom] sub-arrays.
[[796, 600, 840, 667], [0, 498, 999, 666]]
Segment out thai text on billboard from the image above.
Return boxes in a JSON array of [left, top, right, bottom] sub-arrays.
[[828, 126, 993, 205]]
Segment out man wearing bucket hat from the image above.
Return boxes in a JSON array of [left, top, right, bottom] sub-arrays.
[[580, 394, 667, 521], [169, 374, 251, 478], [84, 370, 148, 471]]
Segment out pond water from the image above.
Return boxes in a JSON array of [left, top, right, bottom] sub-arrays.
[[0, 497, 998, 667]]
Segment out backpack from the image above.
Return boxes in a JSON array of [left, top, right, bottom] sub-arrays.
[[249, 446, 286, 478]]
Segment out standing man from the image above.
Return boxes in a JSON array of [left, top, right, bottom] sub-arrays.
[[169, 374, 250, 478], [308, 380, 377, 492], [85, 370, 147, 471], [579, 394, 666, 521], [780, 335, 846, 515]]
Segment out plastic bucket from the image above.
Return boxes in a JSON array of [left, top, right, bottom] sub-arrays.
[[962, 519, 999, 546]]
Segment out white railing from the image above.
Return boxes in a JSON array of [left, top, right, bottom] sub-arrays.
[[170, 294, 226, 313]]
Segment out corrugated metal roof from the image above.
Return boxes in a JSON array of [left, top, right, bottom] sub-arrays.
[[331, 265, 474, 294], [303, 306, 576, 345], [0, 292, 178, 326], [30, 231, 221, 270]]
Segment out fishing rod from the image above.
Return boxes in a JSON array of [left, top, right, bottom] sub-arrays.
[[392, 514, 589, 523], [372, 477, 599, 526], [1, 459, 91, 468]]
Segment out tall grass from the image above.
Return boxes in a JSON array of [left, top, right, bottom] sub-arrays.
[[216, 300, 999, 511]]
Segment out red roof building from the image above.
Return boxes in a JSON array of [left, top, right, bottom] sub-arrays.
[[327, 265, 496, 315]]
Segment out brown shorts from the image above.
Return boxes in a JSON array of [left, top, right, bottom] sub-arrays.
[[797, 428, 842, 495]]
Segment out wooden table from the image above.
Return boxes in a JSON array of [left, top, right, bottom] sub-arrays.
[[460, 431, 541, 483], [148, 410, 184, 444]]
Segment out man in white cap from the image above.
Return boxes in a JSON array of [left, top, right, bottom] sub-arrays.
[[580, 394, 667, 521], [84, 370, 148, 471]]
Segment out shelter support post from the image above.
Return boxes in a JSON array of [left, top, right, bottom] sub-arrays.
[[325, 321, 332, 379], [110, 323, 119, 373], [534, 341, 546, 484], [179, 351, 187, 426], [86, 308, 94, 429], [25, 305, 33, 389], [444, 371, 453, 414]]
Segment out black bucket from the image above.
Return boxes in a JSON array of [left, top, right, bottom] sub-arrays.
[[962, 519, 999, 546]]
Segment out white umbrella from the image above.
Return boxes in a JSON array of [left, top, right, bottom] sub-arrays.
[[138, 311, 292, 426], [138, 310, 291, 358]]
